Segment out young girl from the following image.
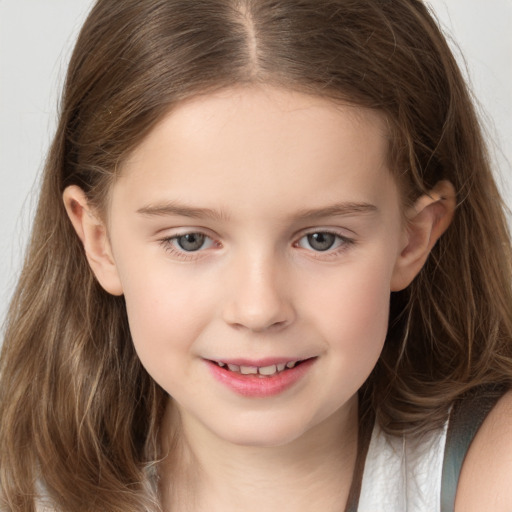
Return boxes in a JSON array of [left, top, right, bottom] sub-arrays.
[[1, 1, 511, 511]]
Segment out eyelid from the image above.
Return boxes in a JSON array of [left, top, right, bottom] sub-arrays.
[[294, 226, 355, 242]]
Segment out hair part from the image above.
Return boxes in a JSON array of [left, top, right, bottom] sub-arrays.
[[1, 1, 512, 510]]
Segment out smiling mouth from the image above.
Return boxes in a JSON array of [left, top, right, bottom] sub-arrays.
[[209, 359, 310, 377]]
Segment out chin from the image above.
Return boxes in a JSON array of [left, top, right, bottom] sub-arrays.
[[206, 408, 325, 448]]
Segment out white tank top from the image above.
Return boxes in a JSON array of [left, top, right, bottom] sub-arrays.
[[357, 419, 449, 512]]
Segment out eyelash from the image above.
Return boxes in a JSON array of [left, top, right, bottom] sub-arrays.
[[158, 230, 355, 261], [159, 232, 219, 261], [293, 231, 355, 258]]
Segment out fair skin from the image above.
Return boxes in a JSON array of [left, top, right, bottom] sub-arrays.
[[64, 86, 457, 511], [455, 390, 512, 511]]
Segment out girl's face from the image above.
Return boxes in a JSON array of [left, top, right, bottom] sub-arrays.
[[105, 86, 409, 447]]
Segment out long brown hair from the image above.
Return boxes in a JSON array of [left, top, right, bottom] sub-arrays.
[[1, 1, 511, 510]]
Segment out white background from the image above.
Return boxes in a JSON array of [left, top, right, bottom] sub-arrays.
[[1, 1, 511, 327]]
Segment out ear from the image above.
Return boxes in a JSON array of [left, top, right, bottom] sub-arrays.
[[63, 185, 123, 296], [391, 180, 456, 291]]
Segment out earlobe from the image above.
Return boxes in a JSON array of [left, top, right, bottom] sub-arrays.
[[63, 186, 123, 296], [391, 180, 456, 291]]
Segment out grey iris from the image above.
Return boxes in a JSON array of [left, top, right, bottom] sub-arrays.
[[177, 233, 205, 251], [307, 233, 336, 251]]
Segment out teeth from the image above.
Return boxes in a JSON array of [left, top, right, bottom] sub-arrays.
[[216, 360, 301, 375], [240, 365, 258, 375], [258, 365, 277, 376]]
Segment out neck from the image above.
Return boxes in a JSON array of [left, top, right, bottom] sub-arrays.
[[160, 397, 359, 512]]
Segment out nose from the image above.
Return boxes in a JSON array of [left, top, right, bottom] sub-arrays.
[[222, 252, 295, 332]]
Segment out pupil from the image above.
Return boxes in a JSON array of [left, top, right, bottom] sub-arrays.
[[177, 233, 205, 251], [308, 233, 335, 251]]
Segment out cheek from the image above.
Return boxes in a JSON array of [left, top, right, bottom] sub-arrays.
[[339, 270, 390, 333], [119, 267, 212, 378], [302, 258, 393, 366], [320, 277, 390, 417]]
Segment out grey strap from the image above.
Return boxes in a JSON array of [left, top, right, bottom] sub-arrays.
[[440, 386, 505, 512]]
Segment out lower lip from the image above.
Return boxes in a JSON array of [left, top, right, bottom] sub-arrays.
[[206, 358, 316, 398]]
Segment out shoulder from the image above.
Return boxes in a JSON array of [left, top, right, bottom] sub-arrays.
[[455, 389, 512, 511]]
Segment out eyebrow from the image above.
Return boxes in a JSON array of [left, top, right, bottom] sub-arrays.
[[294, 202, 378, 220], [136, 201, 228, 221], [136, 200, 377, 221]]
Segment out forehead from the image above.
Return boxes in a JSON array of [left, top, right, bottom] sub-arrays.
[[115, 86, 397, 218]]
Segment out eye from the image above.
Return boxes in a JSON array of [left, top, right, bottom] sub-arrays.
[[296, 231, 351, 252], [162, 232, 217, 253], [175, 233, 208, 251]]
